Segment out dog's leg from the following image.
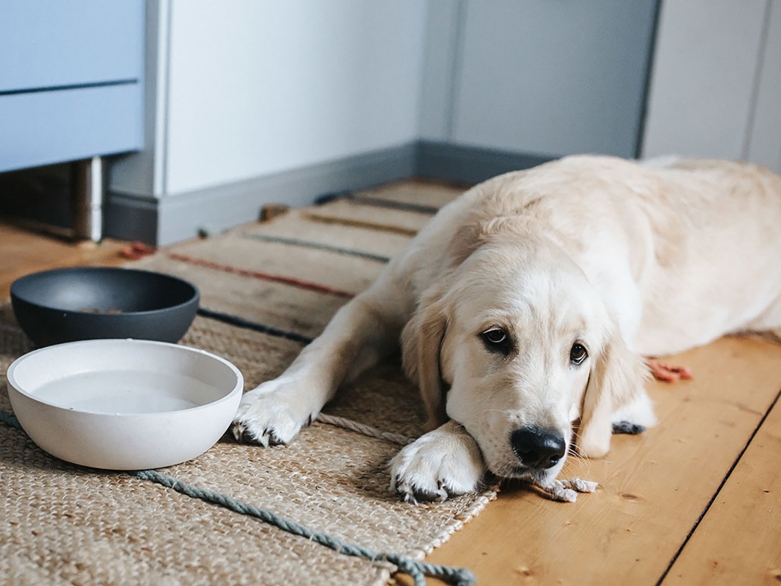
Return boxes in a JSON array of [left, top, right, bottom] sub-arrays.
[[390, 421, 486, 504], [232, 281, 409, 446]]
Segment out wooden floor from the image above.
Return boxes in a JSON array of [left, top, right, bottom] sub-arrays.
[[2, 216, 780, 585], [0, 221, 128, 298]]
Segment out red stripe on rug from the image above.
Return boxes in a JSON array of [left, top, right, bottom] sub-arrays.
[[168, 252, 357, 299]]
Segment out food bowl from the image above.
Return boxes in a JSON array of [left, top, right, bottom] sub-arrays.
[[6, 339, 243, 470], [10, 267, 199, 347]]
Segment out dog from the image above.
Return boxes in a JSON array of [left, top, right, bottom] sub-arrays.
[[232, 155, 781, 503]]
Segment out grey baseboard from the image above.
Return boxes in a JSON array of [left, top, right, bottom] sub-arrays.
[[415, 140, 555, 185], [106, 143, 418, 245], [103, 192, 158, 244], [105, 140, 555, 245]]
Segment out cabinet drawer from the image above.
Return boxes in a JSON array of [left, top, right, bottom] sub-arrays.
[[0, 0, 143, 93], [0, 84, 143, 173]]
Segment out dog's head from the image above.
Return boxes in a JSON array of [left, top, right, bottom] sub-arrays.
[[401, 231, 648, 485]]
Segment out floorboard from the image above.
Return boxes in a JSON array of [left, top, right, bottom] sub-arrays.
[[661, 388, 781, 585]]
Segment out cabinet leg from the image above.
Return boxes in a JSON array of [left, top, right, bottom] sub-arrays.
[[71, 156, 103, 242]]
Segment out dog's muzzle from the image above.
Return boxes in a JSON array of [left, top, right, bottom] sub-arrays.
[[510, 426, 566, 469]]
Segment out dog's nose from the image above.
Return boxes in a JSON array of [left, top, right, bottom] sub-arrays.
[[510, 427, 566, 469]]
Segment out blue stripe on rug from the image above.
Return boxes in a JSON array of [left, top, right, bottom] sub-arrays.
[[241, 232, 392, 263], [314, 190, 441, 215], [350, 196, 440, 215], [197, 307, 313, 345]]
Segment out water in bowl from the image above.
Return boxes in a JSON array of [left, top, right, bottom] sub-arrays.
[[32, 370, 220, 414]]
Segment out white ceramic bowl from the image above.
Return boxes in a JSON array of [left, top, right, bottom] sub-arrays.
[[6, 339, 243, 470]]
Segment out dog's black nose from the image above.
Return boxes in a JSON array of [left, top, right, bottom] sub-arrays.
[[511, 427, 566, 469]]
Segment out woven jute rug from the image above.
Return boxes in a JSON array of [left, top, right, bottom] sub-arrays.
[[0, 181, 496, 585]]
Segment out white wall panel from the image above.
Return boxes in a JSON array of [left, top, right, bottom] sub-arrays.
[[642, 0, 767, 160], [109, 0, 170, 198], [165, 0, 427, 195], [418, 0, 463, 142], [450, 0, 657, 158], [747, 0, 781, 173]]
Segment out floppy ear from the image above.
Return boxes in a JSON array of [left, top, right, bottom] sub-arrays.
[[577, 327, 649, 458], [401, 285, 450, 431]]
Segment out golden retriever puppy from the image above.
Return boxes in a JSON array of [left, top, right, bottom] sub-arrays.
[[232, 155, 781, 503]]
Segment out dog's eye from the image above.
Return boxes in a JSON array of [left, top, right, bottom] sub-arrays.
[[483, 328, 506, 344], [570, 343, 588, 365], [481, 328, 512, 355]]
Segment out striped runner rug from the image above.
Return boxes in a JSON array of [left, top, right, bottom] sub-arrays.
[[0, 181, 497, 586]]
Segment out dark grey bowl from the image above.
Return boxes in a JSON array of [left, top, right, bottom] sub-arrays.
[[11, 267, 200, 347]]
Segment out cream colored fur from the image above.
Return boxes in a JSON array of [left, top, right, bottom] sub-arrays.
[[232, 155, 781, 503]]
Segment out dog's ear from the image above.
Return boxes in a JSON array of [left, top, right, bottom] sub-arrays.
[[578, 327, 649, 458], [401, 284, 450, 431]]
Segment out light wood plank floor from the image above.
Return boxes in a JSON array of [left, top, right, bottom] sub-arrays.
[[0, 221, 128, 298], [2, 200, 780, 585]]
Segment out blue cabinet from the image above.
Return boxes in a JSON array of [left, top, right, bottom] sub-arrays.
[[0, 0, 144, 173]]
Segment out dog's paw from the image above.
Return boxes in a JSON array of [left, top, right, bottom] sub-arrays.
[[612, 421, 646, 435], [389, 423, 485, 504], [231, 378, 314, 446], [611, 389, 656, 433]]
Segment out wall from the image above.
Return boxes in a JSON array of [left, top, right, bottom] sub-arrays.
[[641, 0, 780, 172], [747, 0, 781, 173], [420, 0, 658, 159], [106, 0, 661, 244]]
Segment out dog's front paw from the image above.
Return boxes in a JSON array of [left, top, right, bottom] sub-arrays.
[[389, 422, 485, 504], [231, 378, 314, 446], [612, 421, 646, 435]]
